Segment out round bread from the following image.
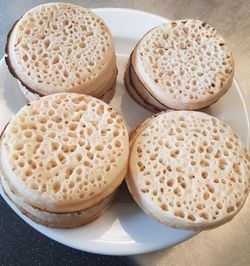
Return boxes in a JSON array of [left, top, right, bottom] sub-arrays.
[[0, 93, 129, 218], [131, 20, 234, 110], [126, 111, 250, 230], [6, 3, 117, 99]]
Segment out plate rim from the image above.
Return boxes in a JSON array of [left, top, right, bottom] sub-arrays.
[[92, 7, 170, 21]]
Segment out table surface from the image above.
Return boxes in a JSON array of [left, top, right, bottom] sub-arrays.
[[0, 1, 250, 266]]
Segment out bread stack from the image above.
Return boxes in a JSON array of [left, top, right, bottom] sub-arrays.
[[0, 93, 129, 228], [126, 111, 250, 230], [125, 20, 234, 111], [5, 3, 117, 103]]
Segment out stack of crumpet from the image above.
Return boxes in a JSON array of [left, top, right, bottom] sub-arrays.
[[127, 111, 250, 230], [0, 93, 129, 228], [6, 3, 117, 103], [125, 20, 234, 112]]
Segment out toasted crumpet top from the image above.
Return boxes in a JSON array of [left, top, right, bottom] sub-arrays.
[[127, 111, 250, 230], [0, 93, 129, 213], [7, 3, 116, 95], [133, 20, 234, 110]]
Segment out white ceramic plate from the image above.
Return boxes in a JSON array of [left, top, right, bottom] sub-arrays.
[[0, 8, 249, 256]]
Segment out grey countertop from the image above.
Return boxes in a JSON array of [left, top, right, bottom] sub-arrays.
[[1, 1, 250, 265]]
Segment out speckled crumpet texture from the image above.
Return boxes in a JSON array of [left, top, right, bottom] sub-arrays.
[[0, 93, 129, 228], [129, 20, 234, 111], [126, 111, 250, 230], [6, 3, 117, 100]]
